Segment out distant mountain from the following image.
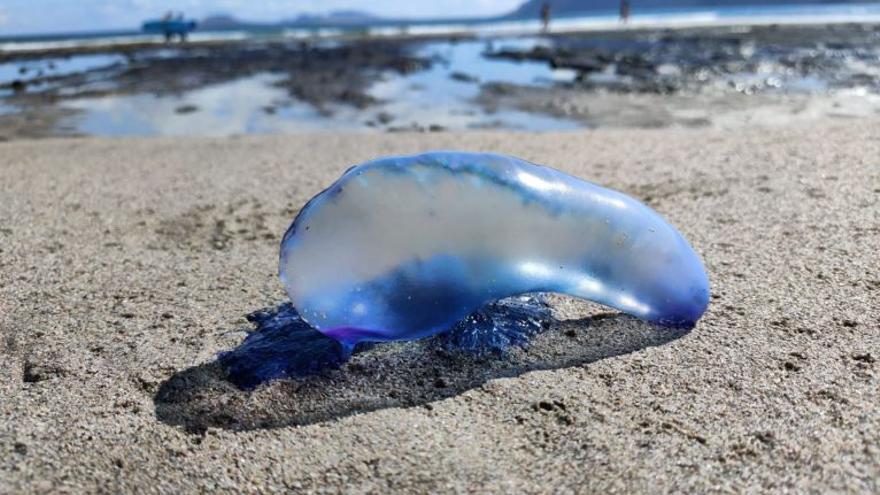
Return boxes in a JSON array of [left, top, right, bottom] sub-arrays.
[[507, 0, 880, 18], [200, 10, 379, 30], [287, 10, 379, 25], [199, 15, 253, 30]]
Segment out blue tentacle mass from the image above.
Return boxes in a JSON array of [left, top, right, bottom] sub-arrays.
[[280, 151, 709, 349]]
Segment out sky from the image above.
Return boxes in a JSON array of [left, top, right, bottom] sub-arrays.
[[0, 0, 523, 36]]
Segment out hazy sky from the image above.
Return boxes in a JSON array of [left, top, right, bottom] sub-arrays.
[[0, 0, 523, 36]]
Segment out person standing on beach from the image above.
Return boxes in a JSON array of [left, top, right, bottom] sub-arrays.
[[620, 0, 631, 24], [540, 2, 551, 32], [160, 11, 174, 42]]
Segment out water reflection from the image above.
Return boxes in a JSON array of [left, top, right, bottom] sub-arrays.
[[59, 39, 581, 137], [366, 39, 579, 131], [0, 53, 127, 84], [63, 74, 366, 136]]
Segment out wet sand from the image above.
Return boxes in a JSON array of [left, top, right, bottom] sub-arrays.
[[1, 124, 878, 492]]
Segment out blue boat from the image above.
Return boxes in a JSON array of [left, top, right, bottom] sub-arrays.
[[142, 18, 197, 42]]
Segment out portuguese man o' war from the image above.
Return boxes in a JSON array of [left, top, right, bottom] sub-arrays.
[[280, 151, 709, 352]]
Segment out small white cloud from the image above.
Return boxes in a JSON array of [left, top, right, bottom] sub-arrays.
[[0, 8, 9, 26]]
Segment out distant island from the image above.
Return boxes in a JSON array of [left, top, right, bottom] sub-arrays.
[[289, 10, 380, 25], [200, 10, 379, 30]]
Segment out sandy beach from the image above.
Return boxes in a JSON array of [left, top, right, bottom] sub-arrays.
[[1, 122, 878, 493]]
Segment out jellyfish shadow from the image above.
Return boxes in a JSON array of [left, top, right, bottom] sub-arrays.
[[154, 299, 691, 433]]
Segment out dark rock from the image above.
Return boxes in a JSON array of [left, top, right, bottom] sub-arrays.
[[174, 104, 199, 114], [376, 111, 394, 124], [551, 56, 605, 73], [450, 71, 479, 83]]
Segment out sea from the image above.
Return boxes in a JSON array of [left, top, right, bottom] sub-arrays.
[[3, 3, 880, 53]]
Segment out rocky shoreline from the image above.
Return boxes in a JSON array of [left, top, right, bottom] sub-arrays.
[[2, 22, 880, 138], [0, 39, 431, 139]]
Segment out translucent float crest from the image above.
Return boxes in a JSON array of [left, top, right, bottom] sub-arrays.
[[280, 151, 709, 348]]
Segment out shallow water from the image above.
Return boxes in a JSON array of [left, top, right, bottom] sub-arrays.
[[58, 39, 581, 136], [0, 53, 126, 84], [367, 39, 580, 131], [4, 23, 880, 137], [62, 73, 365, 136]]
